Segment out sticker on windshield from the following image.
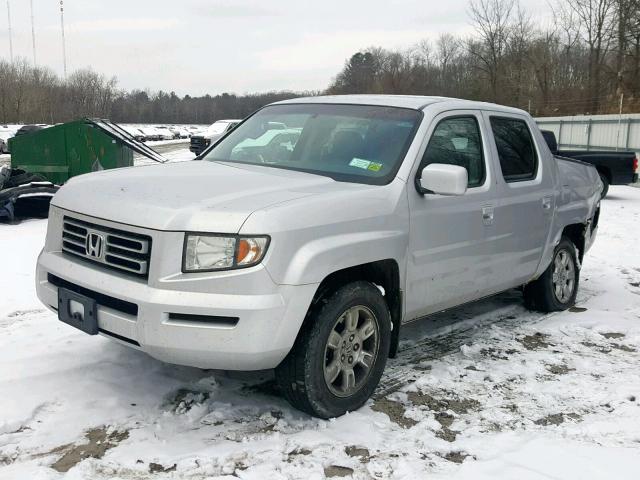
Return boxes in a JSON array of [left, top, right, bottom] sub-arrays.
[[349, 158, 371, 169], [367, 162, 383, 172]]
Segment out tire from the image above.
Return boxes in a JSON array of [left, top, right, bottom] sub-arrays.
[[523, 237, 579, 312], [276, 281, 391, 418], [599, 172, 609, 199]]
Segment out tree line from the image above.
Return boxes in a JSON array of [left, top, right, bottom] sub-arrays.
[[0, 58, 302, 125], [329, 0, 640, 116], [1, 0, 639, 125]]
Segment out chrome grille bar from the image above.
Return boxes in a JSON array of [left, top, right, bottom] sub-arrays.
[[61, 216, 151, 278]]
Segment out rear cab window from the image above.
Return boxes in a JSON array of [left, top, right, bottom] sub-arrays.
[[490, 116, 538, 182]]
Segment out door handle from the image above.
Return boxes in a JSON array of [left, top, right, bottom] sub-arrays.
[[482, 205, 494, 225], [542, 196, 552, 210]]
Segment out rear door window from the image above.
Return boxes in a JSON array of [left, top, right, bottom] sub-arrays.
[[490, 117, 538, 182]]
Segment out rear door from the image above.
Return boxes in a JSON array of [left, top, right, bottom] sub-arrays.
[[481, 112, 555, 291], [406, 110, 500, 320]]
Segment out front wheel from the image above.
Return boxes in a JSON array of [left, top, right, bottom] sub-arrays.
[[276, 281, 390, 418], [524, 237, 579, 312]]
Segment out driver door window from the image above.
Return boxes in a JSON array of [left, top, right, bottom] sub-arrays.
[[420, 116, 485, 187]]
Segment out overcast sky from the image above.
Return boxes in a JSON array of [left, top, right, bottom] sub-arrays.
[[2, 0, 552, 96]]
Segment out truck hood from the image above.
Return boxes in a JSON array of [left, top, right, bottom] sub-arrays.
[[51, 161, 335, 232]]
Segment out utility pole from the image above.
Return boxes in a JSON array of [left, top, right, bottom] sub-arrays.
[[6, 0, 13, 62], [30, 0, 37, 65], [59, 0, 67, 77]]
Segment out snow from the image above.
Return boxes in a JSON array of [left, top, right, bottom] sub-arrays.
[[1, 183, 639, 479]]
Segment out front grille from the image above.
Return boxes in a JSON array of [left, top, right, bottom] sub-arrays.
[[190, 136, 207, 146], [62, 216, 151, 278], [190, 136, 210, 154]]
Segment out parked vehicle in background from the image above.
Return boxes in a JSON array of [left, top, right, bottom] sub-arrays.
[[541, 130, 638, 198], [0, 137, 8, 154], [155, 126, 176, 140], [36, 96, 601, 418], [136, 129, 149, 142], [137, 127, 162, 141], [15, 124, 48, 137], [122, 126, 148, 142], [167, 126, 190, 139], [190, 119, 240, 155]]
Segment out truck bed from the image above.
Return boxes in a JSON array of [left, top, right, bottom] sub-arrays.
[[540, 130, 638, 191], [557, 149, 638, 185]]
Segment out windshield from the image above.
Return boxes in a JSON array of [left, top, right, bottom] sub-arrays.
[[202, 104, 422, 184]]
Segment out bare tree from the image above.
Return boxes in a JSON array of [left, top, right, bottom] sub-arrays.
[[506, 4, 534, 106], [468, 0, 516, 101], [617, 0, 640, 94], [377, 50, 415, 93], [557, 0, 616, 112], [631, 0, 640, 93], [436, 34, 461, 94]]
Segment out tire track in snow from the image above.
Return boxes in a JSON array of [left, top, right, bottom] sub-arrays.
[[375, 288, 596, 400]]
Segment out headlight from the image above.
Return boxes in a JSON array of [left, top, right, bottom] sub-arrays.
[[183, 234, 269, 272]]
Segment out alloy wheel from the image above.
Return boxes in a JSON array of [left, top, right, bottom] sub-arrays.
[[552, 248, 576, 303], [323, 305, 380, 397]]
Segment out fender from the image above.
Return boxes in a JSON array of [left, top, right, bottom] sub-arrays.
[[270, 229, 407, 286]]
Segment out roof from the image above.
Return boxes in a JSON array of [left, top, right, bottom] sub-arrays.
[[273, 94, 527, 115]]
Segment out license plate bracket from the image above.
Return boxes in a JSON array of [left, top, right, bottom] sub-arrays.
[[58, 287, 98, 335]]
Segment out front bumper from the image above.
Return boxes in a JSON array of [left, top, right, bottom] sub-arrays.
[[36, 209, 318, 371]]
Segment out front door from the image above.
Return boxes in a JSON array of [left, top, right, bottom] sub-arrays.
[[406, 111, 500, 321]]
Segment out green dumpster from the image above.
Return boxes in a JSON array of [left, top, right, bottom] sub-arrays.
[[8, 118, 165, 184]]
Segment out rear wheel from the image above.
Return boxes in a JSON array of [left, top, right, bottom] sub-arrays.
[[599, 172, 609, 198], [524, 237, 579, 312], [275, 281, 390, 418]]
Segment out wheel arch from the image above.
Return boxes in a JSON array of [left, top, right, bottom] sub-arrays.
[[536, 215, 593, 281], [303, 259, 403, 358], [561, 223, 587, 263]]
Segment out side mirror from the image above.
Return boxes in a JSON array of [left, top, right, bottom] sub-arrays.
[[418, 164, 468, 196]]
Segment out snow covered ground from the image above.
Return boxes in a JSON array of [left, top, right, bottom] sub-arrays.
[[1, 177, 639, 479]]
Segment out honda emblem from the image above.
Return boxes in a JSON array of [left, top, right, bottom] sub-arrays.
[[86, 232, 105, 259]]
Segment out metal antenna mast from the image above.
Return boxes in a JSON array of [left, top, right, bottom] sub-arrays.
[[30, 0, 37, 65], [6, 0, 13, 62], [59, 0, 67, 77]]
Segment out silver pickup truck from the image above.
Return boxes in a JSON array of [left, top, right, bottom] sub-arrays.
[[36, 95, 601, 418]]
